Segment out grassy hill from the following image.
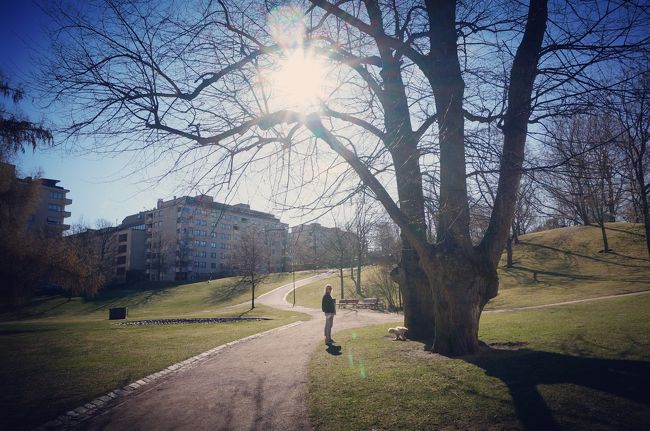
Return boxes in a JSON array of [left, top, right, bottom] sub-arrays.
[[293, 223, 650, 310], [491, 223, 650, 309]]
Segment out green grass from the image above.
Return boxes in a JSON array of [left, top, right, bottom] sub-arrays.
[[490, 223, 650, 309], [0, 272, 315, 430], [309, 294, 650, 431], [1, 270, 318, 322]]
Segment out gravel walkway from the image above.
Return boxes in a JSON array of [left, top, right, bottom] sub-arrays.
[[63, 272, 400, 431]]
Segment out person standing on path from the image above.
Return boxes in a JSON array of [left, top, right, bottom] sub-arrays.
[[322, 284, 336, 344]]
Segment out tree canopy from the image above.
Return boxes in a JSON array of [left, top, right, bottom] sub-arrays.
[[41, 0, 649, 354]]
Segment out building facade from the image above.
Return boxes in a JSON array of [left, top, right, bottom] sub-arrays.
[[113, 212, 147, 282], [289, 223, 357, 270], [1, 163, 72, 237], [145, 195, 288, 281]]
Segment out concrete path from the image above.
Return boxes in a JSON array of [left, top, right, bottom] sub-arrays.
[[71, 274, 401, 431], [487, 289, 650, 313]]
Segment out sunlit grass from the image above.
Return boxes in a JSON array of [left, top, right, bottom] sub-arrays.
[[490, 223, 650, 309], [309, 295, 650, 430]]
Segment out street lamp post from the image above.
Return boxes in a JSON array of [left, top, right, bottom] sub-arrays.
[[292, 262, 296, 307]]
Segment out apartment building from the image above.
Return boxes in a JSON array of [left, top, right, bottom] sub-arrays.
[[0, 162, 72, 237], [145, 195, 288, 281], [113, 212, 147, 282], [289, 223, 357, 269]]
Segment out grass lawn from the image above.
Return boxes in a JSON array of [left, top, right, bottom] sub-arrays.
[[309, 294, 650, 431], [2, 270, 320, 322], [0, 272, 315, 430], [490, 223, 650, 309]]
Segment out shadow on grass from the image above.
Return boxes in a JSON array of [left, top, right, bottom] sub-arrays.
[[208, 280, 249, 306], [519, 241, 650, 269], [464, 347, 650, 431], [508, 264, 650, 286], [603, 224, 646, 237]]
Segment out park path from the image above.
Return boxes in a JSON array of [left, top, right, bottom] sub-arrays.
[[486, 289, 650, 314], [72, 272, 400, 431]]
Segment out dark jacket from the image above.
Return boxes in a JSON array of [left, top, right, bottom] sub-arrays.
[[322, 293, 336, 314]]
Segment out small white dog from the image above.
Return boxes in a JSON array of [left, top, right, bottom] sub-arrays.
[[388, 326, 408, 341]]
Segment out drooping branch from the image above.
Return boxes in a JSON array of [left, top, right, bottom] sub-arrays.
[[303, 114, 434, 263]]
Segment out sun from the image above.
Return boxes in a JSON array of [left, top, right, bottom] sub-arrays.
[[267, 48, 328, 112]]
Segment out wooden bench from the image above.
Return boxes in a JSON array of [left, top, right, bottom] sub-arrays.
[[338, 299, 359, 309], [356, 298, 380, 310]]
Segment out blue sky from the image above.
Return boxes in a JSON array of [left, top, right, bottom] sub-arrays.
[[0, 1, 294, 228]]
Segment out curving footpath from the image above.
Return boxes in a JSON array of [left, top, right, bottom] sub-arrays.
[[56, 273, 400, 431]]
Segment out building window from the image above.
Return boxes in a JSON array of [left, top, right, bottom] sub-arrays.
[[118, 234, 128, 242], [200, 240, 207, 247], [210, 252, 217, 259], [46, 216, 61, 225], [117, 245, 127, 253], [48, 203, 64, 212], [211, 242, 217, 248], [116, 256, 127, 265], [48, 191, 66, 200], [211, 263, 217, 269], [116, 267, 126, 275]]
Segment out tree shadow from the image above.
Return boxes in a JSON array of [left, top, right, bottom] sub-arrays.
[[519, 241, 650, 269], [609, 251, 650, 262], [208, 280, 248, 305], [463, 346, 650, 430], [237, 308, 254, 318], [602, 224, 646, 238]]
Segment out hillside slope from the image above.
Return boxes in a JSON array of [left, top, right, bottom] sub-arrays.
[[489, 223, 650, 309]]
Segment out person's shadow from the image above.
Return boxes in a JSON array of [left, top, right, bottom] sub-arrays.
[[464, 346, 650, 430], [326, 343, 342, 356]]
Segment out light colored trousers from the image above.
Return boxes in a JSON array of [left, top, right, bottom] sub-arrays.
[[324, 313, 335, 340]]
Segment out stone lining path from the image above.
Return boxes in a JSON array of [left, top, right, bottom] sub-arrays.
[[41, 272, 400, 430]]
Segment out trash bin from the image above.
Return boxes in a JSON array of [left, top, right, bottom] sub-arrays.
[[109, 307, 128, 320]]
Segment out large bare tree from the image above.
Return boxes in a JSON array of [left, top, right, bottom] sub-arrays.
[[42, 0, 648, 354]]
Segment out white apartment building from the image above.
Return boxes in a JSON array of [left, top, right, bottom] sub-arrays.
[[145, 195, 288, 281]]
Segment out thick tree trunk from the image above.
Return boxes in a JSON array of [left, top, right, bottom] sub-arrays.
[[339, 266, 344, 299], [391, 245, 435, 340], [426, 250, 498, 356]]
